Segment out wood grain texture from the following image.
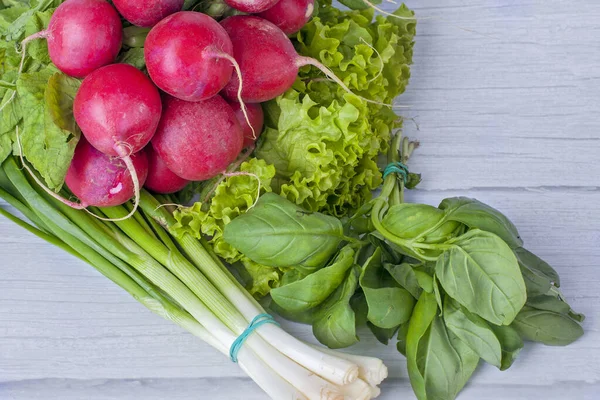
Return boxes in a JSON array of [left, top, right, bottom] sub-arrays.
[[402, 0, 600, 190], [1, 0, 599, 399], [2, 378, 600, 400]]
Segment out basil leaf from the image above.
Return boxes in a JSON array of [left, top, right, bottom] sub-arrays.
[[384, 261, 423, 298], [405, 172, 422, 189], [489, 324, 523, 371], [382, 203, 445, 239], [421, 220, 463, 244], [515, 247, 561, 287], [406, 291, 438, 400], [435, 229, 527, 325], [372, 230, 440, 262], [519, 260, 552, 297], [360, 247, 415, 329], [444, 297, 502, 368], [440, 197, 523, 248], [432, 274, 443, 312], [350, 291, 368, 327], [313, 265, 361, 349], [447, 329, 481, 395], [268, 302, 316, 325], [397, 323, 409, 356], [526, 294, 571, 315], [223, 193, 345, 272], [512, 306, 584, 346], [569, 310, 586, 323], [271, 246, 355, 312], [416, 263, 436, 293], [279, 269, 306, 286], [367, 322, 399, 345], [418, 316, 479, 400]]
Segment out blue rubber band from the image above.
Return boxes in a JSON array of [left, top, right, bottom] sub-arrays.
[[383, 162, 409, 182], [229, 313, 280, 363]]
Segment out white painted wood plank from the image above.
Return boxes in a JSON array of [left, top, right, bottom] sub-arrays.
[[2, 378, 599, 400], [399, 0, 600, 190]]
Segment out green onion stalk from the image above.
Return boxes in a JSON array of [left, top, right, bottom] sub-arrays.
[[0, 156, 388, 400]]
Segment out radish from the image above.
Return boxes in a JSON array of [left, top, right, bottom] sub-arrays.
[[74, 64, 162, 157], [65, 138, 149, 208], [151, 95, 244, 181], [257, 0, 314, 35], [145, 145, 190, 194], [224, 0, 280, 13], [144, 12, 237, 102], [227, 100, 264, 148], [144, 12, 254, 137], [22, 0, 122, 78], [112, 0, 184, 27], [73, 63, 162, 217], [220, 16, 371, 104]]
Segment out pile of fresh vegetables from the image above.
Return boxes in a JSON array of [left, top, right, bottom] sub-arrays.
[[0, 1, 585, 400]]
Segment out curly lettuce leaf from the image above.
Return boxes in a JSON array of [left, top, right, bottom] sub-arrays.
[[257, 89, 384, 217], [296, 3, 415, 104], [252, 3, 415, 217], [233, 257, 282, 298], [172, 158, 276, 262]]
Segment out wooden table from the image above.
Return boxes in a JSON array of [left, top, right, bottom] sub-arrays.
[[1, 1, 599, 399]]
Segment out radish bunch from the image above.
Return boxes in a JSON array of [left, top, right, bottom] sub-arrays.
[[15, 0, 362, 214]]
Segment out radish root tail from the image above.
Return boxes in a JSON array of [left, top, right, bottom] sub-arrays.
[[208, 48, 257, 140], [296, 56, 409, 109], [15, 125, 88, 210], [154, 203, 186, 212], [359, 37, 384, 84], [0, 30, 49, 114]]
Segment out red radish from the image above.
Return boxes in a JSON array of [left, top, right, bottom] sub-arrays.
[[220, 16, 360, 104], [23, 0, 122, 78], [152, 95, 244, 181], [73, 63, 161, 218], [227, 100, 264, 148], [145, 146, 190, 194], [224, 0, 279, 13], [74, 63, 162, 157], [112, 0, 184, 27], [65, 138, 149, 208], [144, 12, 236, 102], [257, 0, 314, 35]]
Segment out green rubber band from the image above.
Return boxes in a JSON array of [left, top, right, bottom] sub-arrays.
[[383, 162, 409, 182], [229, 314, 280, 363]]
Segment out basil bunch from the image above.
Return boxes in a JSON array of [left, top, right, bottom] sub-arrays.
[[223, 136, 584, 400]]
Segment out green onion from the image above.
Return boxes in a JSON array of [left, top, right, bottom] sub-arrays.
[[0, 156, 388, 400]]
